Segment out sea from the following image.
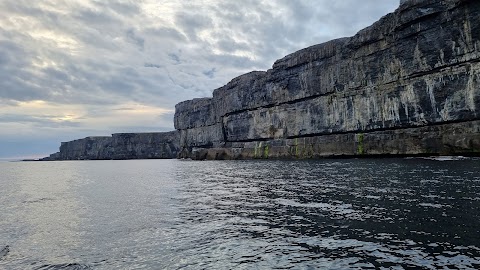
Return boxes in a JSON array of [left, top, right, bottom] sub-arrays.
[[0, 158, 479, 269]]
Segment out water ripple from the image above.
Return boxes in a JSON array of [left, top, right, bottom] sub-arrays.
[[0, 159, 479, 269]]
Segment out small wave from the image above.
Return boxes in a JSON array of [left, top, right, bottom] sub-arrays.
[[275, 198, 368, 220], [276, 198, 335, 209], [420, 156, 468, 161], [419, 203, 450, 208]]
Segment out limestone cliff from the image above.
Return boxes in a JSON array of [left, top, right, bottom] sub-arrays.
[[42, 132, 179, 160], [175, 0, 480, 159]]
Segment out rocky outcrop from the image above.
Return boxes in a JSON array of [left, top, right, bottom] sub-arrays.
[[175, 0, 480, 159], [42, 131, 179, 160]]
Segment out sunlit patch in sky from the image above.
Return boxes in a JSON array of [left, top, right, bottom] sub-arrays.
[[29, 30, 79, 51]]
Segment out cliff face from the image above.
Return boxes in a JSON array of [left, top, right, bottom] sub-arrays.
[[175, 0, 480, 159], [42, 131, 179, 160]]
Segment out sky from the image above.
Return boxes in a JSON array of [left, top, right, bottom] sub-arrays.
[[0, 0, 399, 159]]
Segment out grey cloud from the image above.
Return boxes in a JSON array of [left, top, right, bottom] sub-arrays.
[[126, 29, 145, 51], [74, 8, 122, 26], [280, 0, 315, 22], [1, 79, 44, 101], [190, 2, 296, 67], [174, 12, 213, 41], [168, 53, 181, 64], [156, 112, 175, 122], [205, 54, 258, 69], [144, 63, 162, 68], [1, 0, 59, 21], [0, 99, 20, 106], [216, 38, 250, 53], [0, 0, 399, 107], [42, 67, 71, 84], [203, 68, 217, 79], [0, 39, 28, 65], [0, 40, 45, 101], [92, 1, 141, 16], [144, 27, 186, 42], [99, 79, 136, 97], [0, 20, 112, 104], [197, 0, 398, 69], [0, 50, 9, 64]]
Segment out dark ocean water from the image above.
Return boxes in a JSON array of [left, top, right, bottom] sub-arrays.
[[0, 158, 479, 269]]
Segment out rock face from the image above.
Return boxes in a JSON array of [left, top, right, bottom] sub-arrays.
[[175, 0, 480, 159], [42, 132, 180, 160]]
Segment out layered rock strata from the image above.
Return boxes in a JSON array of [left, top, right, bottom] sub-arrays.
[[175, 0, 480, 159], [42, 132, 179, 160]]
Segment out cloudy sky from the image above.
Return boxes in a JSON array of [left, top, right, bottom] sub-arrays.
[[0, 0, 399, 159]]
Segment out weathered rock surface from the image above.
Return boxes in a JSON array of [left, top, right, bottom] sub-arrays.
[[42, 132, 179, 160], [175, 0, 480, 159]]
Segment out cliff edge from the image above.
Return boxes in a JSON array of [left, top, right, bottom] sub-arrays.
[[175, 0, 480, 159]]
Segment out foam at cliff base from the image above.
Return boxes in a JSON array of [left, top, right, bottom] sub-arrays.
[[419, 156, 470, 161]]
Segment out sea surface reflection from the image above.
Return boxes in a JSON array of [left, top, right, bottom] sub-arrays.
[[0, 158, 479, 269]]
